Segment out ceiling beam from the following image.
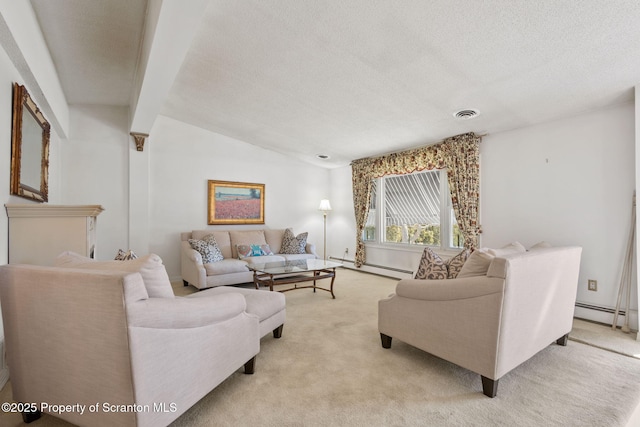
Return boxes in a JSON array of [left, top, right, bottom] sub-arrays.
[[0, 0, 69, 138], [129, 0, 208, 137]]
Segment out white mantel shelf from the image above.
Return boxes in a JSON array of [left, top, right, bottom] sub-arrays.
[[5, 204, 104, 265], [5, 204, 104, 218]]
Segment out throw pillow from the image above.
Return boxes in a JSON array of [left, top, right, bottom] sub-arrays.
[[414, 247, 448, 280], [54, 251, 174, 298], [280, 228, 308, 254], [457, 250, 495, 278], [115, 249, 138, 260], [189, 234, 224, 264], [202, 234, 224, 260], [237, 244, 274, 259], [529, 241, 552, 251], [487, 241, 526, 257], [446, 248, 470, 279]]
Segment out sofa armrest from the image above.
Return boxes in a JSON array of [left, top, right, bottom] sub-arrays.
[[395, 277, 504, 301], [305, 243, 318, 257], [127, 292, 250, 329], [184, 245, 203, 263], [181, 241, 207, 288]]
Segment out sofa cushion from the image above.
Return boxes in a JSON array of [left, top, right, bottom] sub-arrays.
[[280, 229, 308, 254], [237, 244, 274, 259], [194, 286, 285, 323], [244, 255, 286, 265], [414, 247, 448, 280], [264, 229, 286, 253], [204, 259, 250, 275], [280, 253, 316, 262], [55, 251, 174, 298], [457, 250, 494, 278]]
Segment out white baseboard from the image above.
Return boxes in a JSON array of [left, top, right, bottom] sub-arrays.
[[574, 304, 639, 333]]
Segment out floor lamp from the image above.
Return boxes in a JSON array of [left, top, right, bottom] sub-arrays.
[[318, 199, 332, 261]]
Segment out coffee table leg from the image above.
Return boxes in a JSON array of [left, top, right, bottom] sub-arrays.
[[329, 269, 336, 299], [253, 271, 259, 290]]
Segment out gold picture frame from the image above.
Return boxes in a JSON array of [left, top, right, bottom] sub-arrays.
[[208, 180, 265, 225], [10, 83, 50, 202]]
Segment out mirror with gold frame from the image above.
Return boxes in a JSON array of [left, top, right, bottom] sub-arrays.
[[10, 83, 50, 202]]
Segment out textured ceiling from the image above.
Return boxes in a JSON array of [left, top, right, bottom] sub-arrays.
[[31, 0, 146, 105], [30, 0, 640, 168]]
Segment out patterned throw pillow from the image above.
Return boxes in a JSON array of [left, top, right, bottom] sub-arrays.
[[280, 228, 308, 254], [115, 249, 138, 260], [414, 247, 470, 280], [414, 247, 448, 280], [447, 249, 470, 279], [189, 234, 224, 264], [237, 244, 274, 259]]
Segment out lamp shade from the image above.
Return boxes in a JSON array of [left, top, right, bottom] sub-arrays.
[[318, 199, 332, 211]]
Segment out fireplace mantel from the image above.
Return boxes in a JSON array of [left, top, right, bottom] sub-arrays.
[[5, 204, 104, 265]]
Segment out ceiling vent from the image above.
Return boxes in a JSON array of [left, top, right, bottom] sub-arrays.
[[453, 109, 480, 120]]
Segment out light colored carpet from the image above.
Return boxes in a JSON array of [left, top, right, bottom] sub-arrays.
[[1, 269, 640, 426], [570, 318, 640, 359]]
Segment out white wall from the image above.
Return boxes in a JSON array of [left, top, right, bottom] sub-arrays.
[[482, 102, 636, 324], [0, 41, 62, 265], [0, 39, 62, 388], [329, 102, 637, 325], [147, 116, 330, 280], [61, 105, 130, 261], [0, 45, 22, 265]]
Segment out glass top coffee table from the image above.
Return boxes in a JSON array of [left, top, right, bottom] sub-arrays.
[[247, 259, 343, 299]]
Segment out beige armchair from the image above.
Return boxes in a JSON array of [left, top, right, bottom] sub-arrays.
[[378, 246, 582, 397], [0, 264, 259, 426]]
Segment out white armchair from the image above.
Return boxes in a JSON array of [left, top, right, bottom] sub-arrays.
[[378, 246, 582, 397], [0, 264, 259, 426]]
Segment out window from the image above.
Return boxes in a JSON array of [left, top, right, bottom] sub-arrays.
[[363, 169, 462, 250]]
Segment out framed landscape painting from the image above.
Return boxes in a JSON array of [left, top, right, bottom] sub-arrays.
[[208, 180, 265, 225]]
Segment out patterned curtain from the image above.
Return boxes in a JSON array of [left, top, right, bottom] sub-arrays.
[[350, 132, 481, 267], [351, 159, 375, 268], [442, 133, 481, 250]]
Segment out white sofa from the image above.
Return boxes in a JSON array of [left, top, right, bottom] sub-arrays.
[[181, 229, 317, 290], [378, 245, 582, 397]]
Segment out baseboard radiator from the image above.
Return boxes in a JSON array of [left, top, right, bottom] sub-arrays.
[[329, 256, 413, 276], [573, 302, 638, 332], [575, 302, 625, 316]]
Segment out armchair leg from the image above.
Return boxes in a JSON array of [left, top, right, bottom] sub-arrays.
[[556, 333, 569, 346], [380, 333, 392, 349], [481, 376, 498, 398], [273, 324, 284, 339], [244, 356, 256, 375], [22, 409, 41, 423]]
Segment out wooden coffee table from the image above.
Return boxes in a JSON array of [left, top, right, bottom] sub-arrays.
[[247, 259, 343, 299]]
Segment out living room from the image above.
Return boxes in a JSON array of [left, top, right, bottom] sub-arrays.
[[0, 1, 639, 426]]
